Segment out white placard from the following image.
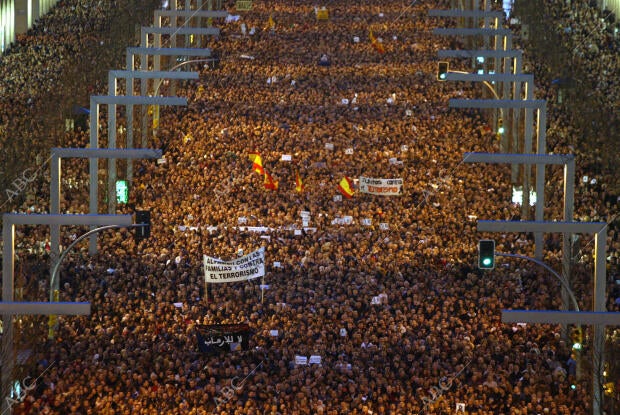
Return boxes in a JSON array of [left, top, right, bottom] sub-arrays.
[[281, 154, 292, 161], [203, 247, 265, 283], [332, 216, 354, 225], [157, 157, 167, 164], [379, 223, 389, 230], [325, 143, 334, 151], [401, 144, 408, 152], [273, 261, 281, 268], [333, 195, 342, 202], [309, 355, 322, 365], [359, 176, 404, 196], [269, 330, 279, 337], [362, 218, 372, 226], [302, 220, 309, 227], [260, 284, 270, 290], [300, 210, 311, 218], [294, 229, 302, 236], [345, 148, 354, 155], [295, 355, 308, 365], [173, 302, 183, 308], [238, 216, 247, 224], [237, 226, 272, 233]]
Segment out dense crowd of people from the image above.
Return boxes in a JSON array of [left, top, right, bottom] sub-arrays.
[[1, 0, 619, 414]]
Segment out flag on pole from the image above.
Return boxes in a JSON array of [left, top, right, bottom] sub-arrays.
[[295, 171, 305, 192], [369, 29, 385, 54], [264, 172, 279, 191], [338, 176, 354, 198], [249, 152, 264, 175]]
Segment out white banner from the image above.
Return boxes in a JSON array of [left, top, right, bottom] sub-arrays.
[[359, 176, 403, 196], [204, 247, 265, 283]]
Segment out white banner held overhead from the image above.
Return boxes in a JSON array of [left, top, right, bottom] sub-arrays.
[[204, 247, 265, 283], [359, 176, 403, 196]]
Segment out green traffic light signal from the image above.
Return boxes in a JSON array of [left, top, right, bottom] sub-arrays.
[[478, 239, 495, 269], [497, 118, 505, 135], [571, 327, 583, 350], [437, 61, 449, 81]]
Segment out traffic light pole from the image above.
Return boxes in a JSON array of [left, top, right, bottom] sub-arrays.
[[478, 220, 607, 415], [1, 213, 132, 415], [494, 252, 579, 312], [50, 148, 161, 259], [463, 153, 575, 315], [89, 95, 185, 220], [49, 223, 148, 319]]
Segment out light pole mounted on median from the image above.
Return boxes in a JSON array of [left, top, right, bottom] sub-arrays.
[[1, 213, 133, 415], [463, 152, 575, 309], [478, 219, 608, 415], [50, 148, 161, 258]]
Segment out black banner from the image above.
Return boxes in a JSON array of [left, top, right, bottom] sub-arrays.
[[196, 324, 252, 354]]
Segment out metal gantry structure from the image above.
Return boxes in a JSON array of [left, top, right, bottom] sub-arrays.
[[1, 214, 132, 414], [1, 2, 228, 413], [430, 6, 619, 415]]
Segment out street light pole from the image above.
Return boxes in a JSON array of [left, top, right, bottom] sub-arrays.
[[495, 252, 579, 311]]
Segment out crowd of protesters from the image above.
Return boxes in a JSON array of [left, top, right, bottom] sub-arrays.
[[1, 0, 619, 414]]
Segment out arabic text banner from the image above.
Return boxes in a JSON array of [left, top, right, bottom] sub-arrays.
[[196, 323, 252, 353], [204, 247, 265, 283], [359, 176, 403, 196]]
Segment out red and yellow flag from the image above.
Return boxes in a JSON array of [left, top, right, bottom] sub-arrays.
[[248, 151, 264, 175], [295, 171, 305, 192], [337, 176, 354, 198], [264, 172, 279, 191], [369, 29, 385, 54]]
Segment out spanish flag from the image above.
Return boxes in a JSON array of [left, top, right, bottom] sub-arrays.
[[264, 172, 279, 191], [295, 171, 305, 192], [248, 152, 264, 175], [267, 14, 275, 30], [369, 29, 385, 54], [338, 176, 354, 198]]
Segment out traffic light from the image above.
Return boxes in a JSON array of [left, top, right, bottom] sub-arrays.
[[478, 239, 495, 269], [571, 327, 583, 350], [135, 210, 151, 240], [497, 118, 505, 135], [437, 61, 449, 81]]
